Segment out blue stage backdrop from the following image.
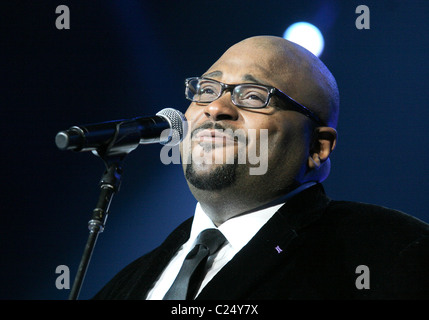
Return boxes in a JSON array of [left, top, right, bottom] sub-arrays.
[[1, 0, 428, 299]]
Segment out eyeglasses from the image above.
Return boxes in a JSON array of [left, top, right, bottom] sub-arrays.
[[185, 77, 324, 126]]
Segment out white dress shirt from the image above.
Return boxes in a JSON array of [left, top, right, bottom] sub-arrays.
[[145, 182, 316, 300]]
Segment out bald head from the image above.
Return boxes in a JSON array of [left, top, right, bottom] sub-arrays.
[[209, 36, 339, 128]]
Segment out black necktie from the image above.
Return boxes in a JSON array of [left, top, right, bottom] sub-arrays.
[[163, 228, 227, 300]]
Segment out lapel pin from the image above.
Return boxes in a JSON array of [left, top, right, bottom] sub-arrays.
[[275, 245, 283, 253]]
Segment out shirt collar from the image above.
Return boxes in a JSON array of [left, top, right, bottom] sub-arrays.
[[189, 182, 316, 252]]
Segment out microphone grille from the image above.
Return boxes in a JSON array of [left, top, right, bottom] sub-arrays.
[[156, 108, 187, 145]]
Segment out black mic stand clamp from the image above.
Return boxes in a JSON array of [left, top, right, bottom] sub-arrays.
[[68, 124, 142, 300]]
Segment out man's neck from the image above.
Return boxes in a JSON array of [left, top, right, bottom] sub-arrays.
[[196, 182, 317, 226]]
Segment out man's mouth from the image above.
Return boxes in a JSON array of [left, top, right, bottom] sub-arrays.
[[193, 129, 237, 145]]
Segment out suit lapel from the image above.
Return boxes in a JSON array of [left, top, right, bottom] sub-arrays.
[[196, 211, 298, 299], [127, 217, 193, 299], [196, 184, 330, 300]]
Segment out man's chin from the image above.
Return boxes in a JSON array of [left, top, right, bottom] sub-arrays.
[[185, 162, 237, 191], [189, 162, 224, 174]]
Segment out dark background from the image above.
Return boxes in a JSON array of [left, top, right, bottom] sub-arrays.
[[1, 0, 428, 300]]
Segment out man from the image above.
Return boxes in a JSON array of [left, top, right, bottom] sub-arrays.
[[93, 36, 429, 299]]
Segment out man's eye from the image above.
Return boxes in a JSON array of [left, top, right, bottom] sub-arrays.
[[240, 91, 265, 102], [199, 87, 216, 95], [197, 82, 219, 95], [245, 94, 264, 101]]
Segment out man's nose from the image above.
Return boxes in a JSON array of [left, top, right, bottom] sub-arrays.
[[203, 93, 239, 121]]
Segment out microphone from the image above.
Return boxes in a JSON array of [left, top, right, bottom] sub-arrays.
[[55, 108, 187, 154]]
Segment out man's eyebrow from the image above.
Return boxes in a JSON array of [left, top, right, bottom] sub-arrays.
[[242, 74, 266, 85], [201, 71, 271, 86], [202, 71, 222, 78]]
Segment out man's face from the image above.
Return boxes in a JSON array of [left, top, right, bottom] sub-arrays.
[[180, 45, 315, 199]]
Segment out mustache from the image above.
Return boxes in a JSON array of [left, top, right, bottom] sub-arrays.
[[191, 122, 247, 142]]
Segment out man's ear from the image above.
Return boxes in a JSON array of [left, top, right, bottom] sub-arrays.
[[308, 127, 337, 169]]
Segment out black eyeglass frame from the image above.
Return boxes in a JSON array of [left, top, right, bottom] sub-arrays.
[[185, 77, 325, 126]]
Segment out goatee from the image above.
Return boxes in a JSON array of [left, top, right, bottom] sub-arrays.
[[185, 162, 237, 191]]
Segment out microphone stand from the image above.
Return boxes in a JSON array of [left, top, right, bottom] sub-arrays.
[[68, 158, 123, 300], [68, 122, 142, 300]]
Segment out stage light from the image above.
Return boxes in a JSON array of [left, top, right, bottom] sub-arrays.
[[283, 22, 325, 57]]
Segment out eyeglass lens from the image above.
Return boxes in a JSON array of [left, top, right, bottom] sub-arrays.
[[186, 78, 270, 108]]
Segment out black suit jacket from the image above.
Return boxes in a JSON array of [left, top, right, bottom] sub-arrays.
[[93, 184, 429, 299]]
